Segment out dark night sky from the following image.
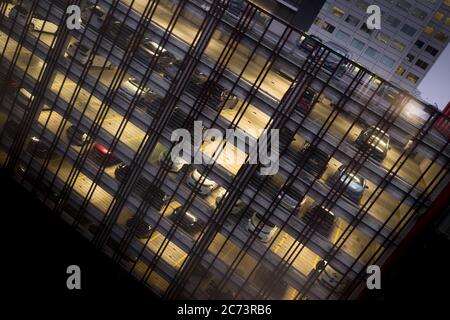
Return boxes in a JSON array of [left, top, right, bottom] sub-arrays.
[[418, 43, 450, 110]]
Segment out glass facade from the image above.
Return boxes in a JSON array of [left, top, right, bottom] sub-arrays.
[[0, 0, 449, 300]]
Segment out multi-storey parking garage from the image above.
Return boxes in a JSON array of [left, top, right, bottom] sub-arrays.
[[0, 0, 449, 300]]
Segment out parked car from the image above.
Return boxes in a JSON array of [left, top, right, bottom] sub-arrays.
[[302, 205, 336, 238], [118, 77, 153, 104], [186, 166, 219, 196], [66, 41, 115, 68], [215, 190, 246, 215], [298, 142, 329, 178], [328, 165, 367, 204], [90, 143, 120, 166], [247, 211, 277, 243], [187, 70, 225, 109], [81, 5, 106, 29], [158, 150, 188, 173], [315, 259, 346, 293], [66, 125, 88, 146], [170, 207, 201, 235], [297, 34, 322, 53], [104, 19, 135, 48], [9, 5, 58, 34], [355, 126, 390, 161], [114, 162, 130, 182], [321, 42, 352, 78], [219, 90, 239, 110], [296, 87, 319, 113], [125, 216, 152, 239], [279, 127, 294, 151], [136, 38, 179, 73], [26, 136, 58, 160], [278, 185, 304, 211], [140, 183, 170, 211]]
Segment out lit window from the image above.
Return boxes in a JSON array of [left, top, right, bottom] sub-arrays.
[[336, 30, 351, 43], [351, 38, 365, 50], [411, 7, 427, 20], [355, 0, 370, 11], [446, 17, 450, 27], [365, 46, 380, 59], [434, 11, 444, 22], [391, 40, 405, 52], [313, 17, 321, 26], [345, 15, 360, 27], [406, 53, 415, 62], [415, 40, 424, 48], [380, 55, 395, 68], [401, 24, 417, 37], [386, 15, 401, 28], [425, 45, 438, 56], [332, 7, 345, 18], [376, 32, 390, 44], [424, 25, 434, 34], [434, 32, 449, 42], [406, 73, 419, 84], [415, 59, 429, 70], [396, 0, 412, 11], [445, 0, 450, 6], [322, 21, 336, 33], [395, 66, 406, 76]]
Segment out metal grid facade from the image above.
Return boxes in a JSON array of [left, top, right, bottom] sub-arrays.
[[0, 0, 449, 300]]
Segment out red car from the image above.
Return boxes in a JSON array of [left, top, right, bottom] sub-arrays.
[[284, 86, 319, 114], [91, 143, 120, 166]]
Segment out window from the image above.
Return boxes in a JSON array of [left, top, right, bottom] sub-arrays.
[[424, 26, 434, 34], [434, 11, 444, 22], [360, 23, 374, 35], [365, 46, 380, 59], [395, 66, 406, 76], [406, 53, 415, 62], [351, 38, 365, 50], [415, 40, 424, 48], [391, 40, 405, 52], [386, 15, 401, 28], [313, 17, 321, 26], [380, 55, 396, 68], [332, 7, 345, 18], [434, 32, 448, 42], [376, 32, 390, 44], [322, 22, 336, 33], [355, 0, 370, 11], [446, 0, 450, 6], [411, 7, 427, 20], [406, 73, 419, 84], [415, 59, 429, 70], [425, 45, 438, 56], [396, 0, 412, 11], [401, 24, 417, 37], [446, 17, 450, 27], [345, 15, 360, 27], [336, 30, 351, 43]]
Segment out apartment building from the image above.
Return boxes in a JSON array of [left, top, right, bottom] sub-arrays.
[[307, 0, 450, 92], [0, 0, 449, 300]]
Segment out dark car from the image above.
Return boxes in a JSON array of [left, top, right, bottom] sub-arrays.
[[187, 70, 225, 109], [302, 205, 336, 238], [279, 127, 294, 152], [297, 34, 322, 54], [298, 142, 329, 178], [355, 126, 390, 161], [278, 185, 304, 211], [296, 87, 319, 113], [114, 162, 130, 182], [90, 143, 121, 166], [170, 207, 202, 235], [105, 19, 135, 48], [26, 136, 58, 160], [142, 92, 163, 116], [328, 165, 367, 204], [141, 183, 169, 211], [167, 107, 192, 130], [66, 125, 88, 146], [125, 215, 152, 239], [321, 42, 351, 78], [2, 120, 20, 139], [136, 37, 180, 73]]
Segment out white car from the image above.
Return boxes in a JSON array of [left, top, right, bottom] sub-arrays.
[[186, 168, 219, 196], [247, 211, 277, 243], [158, 150, 188, 173], [81, 5, 106, 29], [315, 260, 346, 293], [9, 6, 58, 34], [215, 188, 246, 215], [118, 77, 153, 103]]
